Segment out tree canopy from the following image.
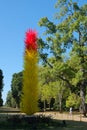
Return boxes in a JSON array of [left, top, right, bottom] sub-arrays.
[[38, 0, 87, 116], [11, 72, 23, 108]]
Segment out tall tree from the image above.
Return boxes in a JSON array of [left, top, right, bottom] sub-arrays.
[[0, 69, 3, 106], [38, 0, 87, 116], [39, 63, 70, 111], [11, 72, 23, 108], [5, 91, 16, 108], [66, 93, 81, 109]]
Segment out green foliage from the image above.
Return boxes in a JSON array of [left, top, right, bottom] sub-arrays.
[[5, 72, 23, 108], [38, 0, 87, 115], [39, 64, 70, 111], [11, 72, 23, 108], [39, 65, 55, 105], [66, 93, 81, 109], [38, 17, 56, 34], [5, 91, 16, 107]]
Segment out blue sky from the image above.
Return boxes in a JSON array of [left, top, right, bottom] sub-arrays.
[[0, 0, 87, 104], [0, 0, 56, 103]]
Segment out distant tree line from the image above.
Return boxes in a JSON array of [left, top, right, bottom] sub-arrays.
[[5, 72, 22, 108], [5, 66, 82, 113]]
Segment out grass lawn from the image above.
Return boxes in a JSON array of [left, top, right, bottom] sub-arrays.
[[0, 115, 87, 130], [0, 107, 87, 130]]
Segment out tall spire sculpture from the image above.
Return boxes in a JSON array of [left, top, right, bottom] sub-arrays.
[[21, 29, 39, 115]]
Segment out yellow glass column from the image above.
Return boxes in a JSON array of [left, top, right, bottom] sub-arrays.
[[21, 29, 39, 115]]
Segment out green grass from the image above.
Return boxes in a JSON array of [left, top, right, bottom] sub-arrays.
[[0, 107, 87, 130], [0, 115, 61, 130], [0, 115, 87, 130], [62, 120, 87, 130]]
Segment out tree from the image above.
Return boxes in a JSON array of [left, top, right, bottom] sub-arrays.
[[66, 93, 81, 109], [39, 65, 55, 111], [11, 72, 23, 108], [38, 63, 70, 111], [38, 0, 87, 116], [5, 91, 16, 107], [0, 69, 3, 106]]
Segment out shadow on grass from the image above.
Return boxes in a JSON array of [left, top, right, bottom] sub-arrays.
[[0, 114, 87, 130]]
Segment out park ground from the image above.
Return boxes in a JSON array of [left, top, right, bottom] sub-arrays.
[[0, 107, 87, 130]]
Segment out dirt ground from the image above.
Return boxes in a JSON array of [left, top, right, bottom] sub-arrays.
[[35, 111, 87, 122], [0, 107, 87, 122]]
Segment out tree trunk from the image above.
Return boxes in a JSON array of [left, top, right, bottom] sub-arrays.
[[43, 100, 46, 112], [80, 81, 86, 116], [59, 100, 62, 112], [59, 94, 62, 113], [48, 100, 51, 110]]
